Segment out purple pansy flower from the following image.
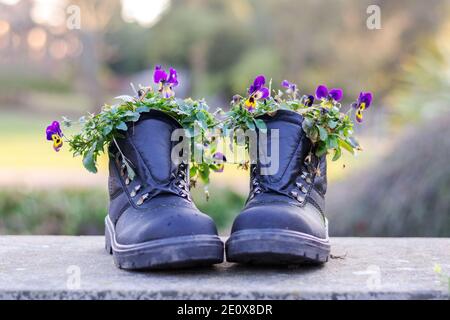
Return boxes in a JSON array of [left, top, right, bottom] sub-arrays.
[[315, 84, 343, 102], [352, 92, 373, 123], [212, 152, 227, 173], [301, 94, 315, 107], [46, 121, 63, 152], [281, 80, 297, 93], [245, 75, 270, 112], [153, 65, 179, 98]]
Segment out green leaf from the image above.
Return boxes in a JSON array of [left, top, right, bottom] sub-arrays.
[[198, 119, 208, 131], [317, 125, 328, 141], [199, 165, 210, 184], [254, 119, 267, 132], [190, 165, 198, 177], [245, 119, 256, 131], [302, 118, 314, 132], [82, 149, 97, 173], [316, 142, 328, 157], [196, 112, 206, 121], [136, 106, 149, 113], [328, 120, 338, 129], [103, 125, 113, 135], [332, 147, 342, 161], [338, 139, 355, 154], [116, 122, 128, 131], [327, 135, 338, 149], [308, 126, 319, 143]]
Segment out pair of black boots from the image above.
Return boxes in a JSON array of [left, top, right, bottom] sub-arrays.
[[105, 109, 330, 269]]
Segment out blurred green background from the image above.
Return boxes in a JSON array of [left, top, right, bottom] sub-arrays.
[[0, 0, 449, 236]]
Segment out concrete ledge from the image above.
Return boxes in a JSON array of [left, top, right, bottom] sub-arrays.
[[0, 236, 449, 300]]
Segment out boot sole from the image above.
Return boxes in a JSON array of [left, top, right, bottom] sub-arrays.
[[225, 229, 330, 265], [105, 216, 224, 270]]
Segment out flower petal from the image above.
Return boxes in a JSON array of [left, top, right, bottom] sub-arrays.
[[304, 95, 314, 107], [329, 88, 343, 101], [161, 85, 175, 98], [315, 85, 328, 100], [249, 75, 266, 94], [153, 65, 167, 84], [281, 80, 290, 88], [356, 109, 363, 123], [359, 92, 372, 108], [213, 152, 227, 162], [255, 87, 270, 100], [167, 67, 179, 87], [245, 97, 256, 112], [51, 133, 63, 152], [46, 121, 62, 140]]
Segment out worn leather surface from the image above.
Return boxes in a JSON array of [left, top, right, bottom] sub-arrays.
[[108, 110, 218, 245], [231, 110, 328, 239]]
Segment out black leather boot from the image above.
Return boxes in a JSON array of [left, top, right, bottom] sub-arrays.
[[105, 110, 224, 269], [226, 110, 330, 265]]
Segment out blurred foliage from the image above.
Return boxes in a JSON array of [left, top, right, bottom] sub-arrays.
[[328, 114, 450, 237], [389, 19, 450, 124], [326, 14, 450, 237], [101, 0, 449, 103], [0, 188, 107, 235], [0, 187, 244, 235]]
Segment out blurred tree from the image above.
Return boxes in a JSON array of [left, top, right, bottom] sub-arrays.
[[69, 0, 121, 111]]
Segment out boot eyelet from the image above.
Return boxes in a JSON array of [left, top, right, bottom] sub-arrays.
[[297, 195, 305, 203], [296, 182, 303, 188], [301, 186, 308, 194], [130, 185, 141, 197], [136, 193, 149, 206], [290, 190, 298, 198], [306, 177, 312, 184], [125, 177, 131, 185]]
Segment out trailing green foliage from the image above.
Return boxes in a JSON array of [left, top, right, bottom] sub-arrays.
[[63, 89, 219, 186], [221, 81, 362, 161]]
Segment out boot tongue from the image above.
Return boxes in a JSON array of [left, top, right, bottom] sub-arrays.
[[255, 110, 312, 191], [117, 110, 182, 186]]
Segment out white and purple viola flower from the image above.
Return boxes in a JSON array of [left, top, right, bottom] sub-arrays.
[[212, 152, 226, 173], [315, 84, 343, 103], [352, 92, 373, 123], [153, 65, 179, 98], [281, 80, 297, 94], [245, 75, 270, 112], [45, 120, 63, 152]]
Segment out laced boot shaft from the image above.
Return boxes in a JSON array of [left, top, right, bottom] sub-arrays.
[[226, 109, 330, 265], [105, 110, 223, 270]]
